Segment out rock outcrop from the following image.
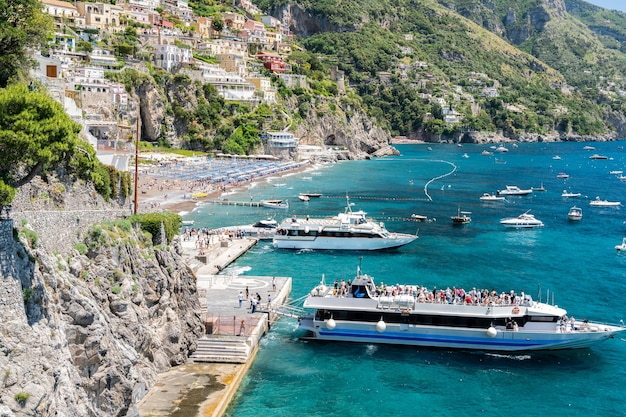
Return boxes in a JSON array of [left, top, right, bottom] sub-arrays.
[[0, 184, 204, 417]]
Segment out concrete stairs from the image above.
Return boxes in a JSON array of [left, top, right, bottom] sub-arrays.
[[190, 336, 251, 364]]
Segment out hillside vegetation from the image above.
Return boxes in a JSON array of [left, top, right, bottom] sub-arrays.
[[254, 0, 626, 139]]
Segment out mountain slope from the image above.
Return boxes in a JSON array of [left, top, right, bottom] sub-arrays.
[[258, 0, 621, 139]]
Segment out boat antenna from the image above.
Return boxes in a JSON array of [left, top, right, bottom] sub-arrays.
[[358, 256, 362, 276], [537, 282, 541, 303]]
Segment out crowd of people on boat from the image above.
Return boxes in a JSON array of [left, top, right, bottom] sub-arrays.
[[333, 279, 534, 307]]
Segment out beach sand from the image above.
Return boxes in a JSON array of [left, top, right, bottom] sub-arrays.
[[136, 155, 313, 214]]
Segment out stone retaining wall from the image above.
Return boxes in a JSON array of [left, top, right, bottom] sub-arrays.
[[11, 209, 130, 253], [0, 219, 14, 279]]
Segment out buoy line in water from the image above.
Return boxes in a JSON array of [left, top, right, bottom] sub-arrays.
[[321, 196, 426, 201], [424, 160, 457, 201]]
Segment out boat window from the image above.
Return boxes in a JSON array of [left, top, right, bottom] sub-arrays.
[[351, 285, 370, 299]]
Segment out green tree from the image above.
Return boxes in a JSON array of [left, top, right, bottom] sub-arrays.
[[211, 15, 224, 34], [0, 83, 92, 203], [0, 0, 53, 87]]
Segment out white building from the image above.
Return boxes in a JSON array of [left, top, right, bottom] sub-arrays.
[[154, 44, 193, 72], [263, 131, 299, 149]]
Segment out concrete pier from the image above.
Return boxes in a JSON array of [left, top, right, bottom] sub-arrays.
[[136, 235, 293, 417]]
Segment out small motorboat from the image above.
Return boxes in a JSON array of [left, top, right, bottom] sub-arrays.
[[556, 172, 569, 179], [589, 197, 621, 207], [182, 220, 195, 226], [260, 199, 289, 209], [462, 153, 469, 158], [495, 146, 509, 153], [451, 207, 471, 225], [481, 150, 493, 156], [615, 238, 626, 251], [589, 154, 608, 160], [479, 193, 505, 201], [532, 183, 546, 192], [567, 206, 582, 222], [298, 194, 310, 202], [562, 190, 581, 198], [553, 155, 562, 160], [609, 170, 623, 175], [583, 145, 596, 150], [411, 214, 430, 222]]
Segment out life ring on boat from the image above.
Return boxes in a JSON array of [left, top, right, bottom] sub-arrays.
[[512, 307, 520, 314]]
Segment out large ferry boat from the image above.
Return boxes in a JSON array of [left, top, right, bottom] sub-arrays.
[[293, 268, 625, 351], [272, 197, 417, 251]]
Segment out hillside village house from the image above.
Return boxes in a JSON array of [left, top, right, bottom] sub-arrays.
[[223, 12, 246, 31], [75, 2, 125, 33], [155, 44, 193, 72], [41, 0, 80, 21], [256, 51, 291, 73]]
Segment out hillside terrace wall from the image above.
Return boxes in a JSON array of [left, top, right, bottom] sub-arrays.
[[0, 219, 14, 279], [10, 209, 130, 253]]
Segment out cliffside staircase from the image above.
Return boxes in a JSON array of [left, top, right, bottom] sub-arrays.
[[190, 335, 251, 364]]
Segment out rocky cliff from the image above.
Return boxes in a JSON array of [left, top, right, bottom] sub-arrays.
[[0, 183, 204, 417]]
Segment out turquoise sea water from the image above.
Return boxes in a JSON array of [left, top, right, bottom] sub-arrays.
[[184, 142, 626, 417]]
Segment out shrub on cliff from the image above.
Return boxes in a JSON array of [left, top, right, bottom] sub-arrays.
[[128, 212, 181, 245]]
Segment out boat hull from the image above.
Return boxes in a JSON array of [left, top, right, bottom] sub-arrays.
[[298, 317, 621, 351], [273, 234, 417, 251]]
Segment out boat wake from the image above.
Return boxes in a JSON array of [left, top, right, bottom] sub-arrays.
[[485, 353, 532, 361], [222, 265, 252, 275]]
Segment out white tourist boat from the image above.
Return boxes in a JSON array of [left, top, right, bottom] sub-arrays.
[[568, 206, 583, 222], [480, 193, 505, 202], [589, 197, 621, 207], [500, 211, 544, 228], [562, 190, 581, 198], [292, 267, 625, 351], [496, 185, 533, 196], [272, 197, 418, 251], [215, 218, 278, 239]]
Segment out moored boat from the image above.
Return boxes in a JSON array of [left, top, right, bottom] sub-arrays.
[[589, 154, 608, 160], [260, 199, 289, 209], [298, 194, 310, 202], [589, 197, 621, 207], [615, 238, 626, 251], [562, 190, 581, 198], [568, 206, 583, 222], [479, 193, 505, 202], [451, 207, 471, 225], [291, 267, 625, 351], [500, 211, 544, 228], [556, 172, 569, 179], [215, 218, 278, 239], [272, 197, 417, 251], [497, 185, 533, 196]]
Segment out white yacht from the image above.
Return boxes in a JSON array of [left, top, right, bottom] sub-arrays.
[[272, 197, 418, 251], [589, 197, 621, 207], [562, 190, 581, 198], [215, 218, 278, 239], [497, 185, 533, 196], [480, 193, 505, 202], [290, 267, 625, 352], [500, 211, 544, 228]]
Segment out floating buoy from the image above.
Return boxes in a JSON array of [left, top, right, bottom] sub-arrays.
[[326, 318, 336, 330], [486, 327, 498, 337], [376, 319, 387, 333]]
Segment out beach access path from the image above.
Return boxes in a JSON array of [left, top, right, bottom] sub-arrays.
[[135, 234, 293, 417]]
